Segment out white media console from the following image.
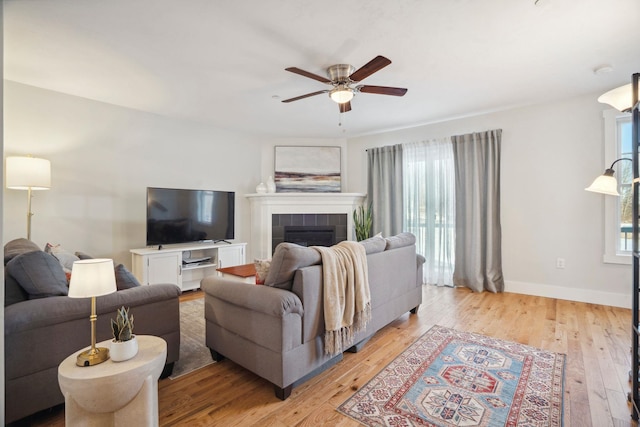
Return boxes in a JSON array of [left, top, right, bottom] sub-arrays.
[[130, 241, 246, 292]]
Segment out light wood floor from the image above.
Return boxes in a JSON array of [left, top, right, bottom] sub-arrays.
[[22, 286, 638, 426]]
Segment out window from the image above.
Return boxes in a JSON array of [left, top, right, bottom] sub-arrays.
[[618, 118, 633, 252], [402, 139, 456, 286], [603, 109, 632, 264]]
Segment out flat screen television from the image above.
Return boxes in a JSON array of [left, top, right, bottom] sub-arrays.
[[146, 187, 235, 246]]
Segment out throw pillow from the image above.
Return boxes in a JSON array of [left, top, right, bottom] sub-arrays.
[[385, 232, 416, 250], [254, 258, 271, 284], [6, 251, 69, 299], [358, 234, 386, 254], [4, 271, 28, 306], [265, 243, 322, 290], [4, 238, 40, 265], [114, 264, 141, 290], [44, 243, 80, 273]]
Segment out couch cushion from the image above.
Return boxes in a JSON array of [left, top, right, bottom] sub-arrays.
[[385, 232, 416, 250], [4, 271, 28, 306], [44, 243, 80, 273], [6, 251, 69, 299], [4, 238, 41, 265], [265, 243, 322, 290], [359, 234, 386, 255], [114, 264, 141, 290]]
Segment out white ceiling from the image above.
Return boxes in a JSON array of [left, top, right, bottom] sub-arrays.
[[4, 0, 640, 139]]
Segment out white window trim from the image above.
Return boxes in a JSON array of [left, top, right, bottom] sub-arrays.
[[603, 108, 631, 265]]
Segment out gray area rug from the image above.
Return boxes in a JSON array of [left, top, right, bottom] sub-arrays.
[[169, 298, 214, 379]]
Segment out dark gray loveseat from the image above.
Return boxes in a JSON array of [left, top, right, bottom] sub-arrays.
[[4, 238, 181, 424], [202, 232, 423, 399]]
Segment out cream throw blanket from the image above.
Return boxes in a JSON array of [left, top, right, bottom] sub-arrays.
[[313, 241, 371, 356]]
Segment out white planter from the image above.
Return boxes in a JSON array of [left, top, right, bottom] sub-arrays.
[[110, 335, 138, 362]]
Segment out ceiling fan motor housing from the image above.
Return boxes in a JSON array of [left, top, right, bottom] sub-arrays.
[[327, 64, 355, 84]]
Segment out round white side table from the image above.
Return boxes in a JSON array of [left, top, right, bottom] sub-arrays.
[[58, 335, 167, 427]]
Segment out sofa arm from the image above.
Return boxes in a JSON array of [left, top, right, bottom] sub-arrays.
[[5, 283, 181, 384], [5, 284, 181, 335], [201, 276, 303, 318]]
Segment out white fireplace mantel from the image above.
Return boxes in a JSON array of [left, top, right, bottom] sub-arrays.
[[245, 193, 366, 259]]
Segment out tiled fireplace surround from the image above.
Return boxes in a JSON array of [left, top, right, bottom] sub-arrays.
[[271, 213, 348, 254], [246, 193, 366, 260]]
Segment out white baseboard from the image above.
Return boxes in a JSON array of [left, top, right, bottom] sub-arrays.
[[505, 280, 631, 309]]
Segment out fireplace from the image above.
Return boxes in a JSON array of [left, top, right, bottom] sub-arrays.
[[245, 192, 366, 259], [272, 213, 346, 253], [284, 226, 336, 247]]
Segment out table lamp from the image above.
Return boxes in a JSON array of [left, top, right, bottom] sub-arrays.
[[5, 155, 51, 241], [68, 259, 117, 366]]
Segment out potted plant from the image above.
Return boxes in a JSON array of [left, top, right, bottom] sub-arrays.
[[353, 203, 373, 241], [109, 306, 138, 362]]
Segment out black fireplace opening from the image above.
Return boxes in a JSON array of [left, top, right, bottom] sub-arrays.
[[272, 213, 347, 254], [283, 226, 336, 248]]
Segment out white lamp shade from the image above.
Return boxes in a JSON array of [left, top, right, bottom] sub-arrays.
[[585, 174, 620, 196], [68, 259, 117, 298], [598, 83, 639, 112], [6, 156, 51, 190]]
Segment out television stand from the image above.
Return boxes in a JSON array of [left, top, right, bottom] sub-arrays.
[[130, 241, 246, 291], [214, 239, 232, 244]]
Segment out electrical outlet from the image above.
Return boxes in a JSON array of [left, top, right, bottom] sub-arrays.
[[556, 258, 566, 269]]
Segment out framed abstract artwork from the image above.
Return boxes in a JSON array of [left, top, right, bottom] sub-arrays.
[[274, 146, 341, 193]]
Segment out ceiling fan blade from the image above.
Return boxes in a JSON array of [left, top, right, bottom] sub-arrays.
[[339, 101, 352, 113], [281, 90, 329, 103], [349, 55, 392, 82], [285, 67, 331, 84], [358, 85, 408, 96]]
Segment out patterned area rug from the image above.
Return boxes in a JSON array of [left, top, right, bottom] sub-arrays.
[[169, 298, 215, 379], [338, 325, 565, 427]]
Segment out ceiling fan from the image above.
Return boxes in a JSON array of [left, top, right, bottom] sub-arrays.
[[281, 55, 407, 113]]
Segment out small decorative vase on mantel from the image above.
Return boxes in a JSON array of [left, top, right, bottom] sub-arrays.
[[266, 176, 276, 193], [256, 182, 267, 193], [110, 306, 138, 362]]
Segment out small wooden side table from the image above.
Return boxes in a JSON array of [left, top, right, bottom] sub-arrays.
[[216, 263, 257, 284], [58, 335, 167, 427]]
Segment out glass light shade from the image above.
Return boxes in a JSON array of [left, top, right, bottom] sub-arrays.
[[68, 259, 117, 298], [330, 87, 354, 104], [6, 156, 51, 190], [585, 170, 620, 196], [597, 83, 639, 112]]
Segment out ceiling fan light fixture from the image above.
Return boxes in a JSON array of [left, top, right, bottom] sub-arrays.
[[329, 86, 354, 104]]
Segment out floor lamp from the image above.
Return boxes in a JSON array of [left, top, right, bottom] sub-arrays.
[[591, 73, 640, 420], [6, 156, 51, 241]]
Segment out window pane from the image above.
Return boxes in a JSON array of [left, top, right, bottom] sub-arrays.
[[621, 121, 633, 154], [618, 117, 632, 253]]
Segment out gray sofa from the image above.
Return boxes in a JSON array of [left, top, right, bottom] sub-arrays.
[[202, 232, 423, 399], [4, 238, 182, 424]]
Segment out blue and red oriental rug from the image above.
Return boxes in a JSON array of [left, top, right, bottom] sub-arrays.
[[338, 325, 565, 426]]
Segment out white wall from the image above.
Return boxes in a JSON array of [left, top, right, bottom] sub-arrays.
[[4, 80, 629, 308], [3, 81, 346, 265], [346, 93, 630, 308]]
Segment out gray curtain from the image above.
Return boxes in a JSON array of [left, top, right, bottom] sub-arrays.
[[367, 145, 404, 236], [451, 129, 504, 292]]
